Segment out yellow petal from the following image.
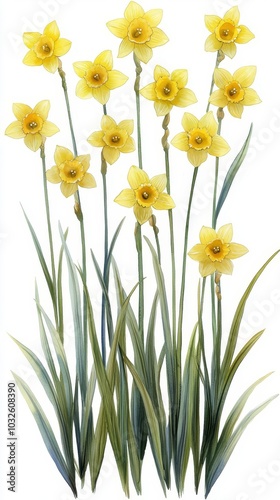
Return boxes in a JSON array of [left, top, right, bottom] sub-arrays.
[[79, 172, 96, 188], [228, 102, 243, 118], [125, 1, 144, 22], [143, 9, 163, 27], [41, 121, 60, 137], [171, 132, 189, 152], [106, 70, 128, 89], [73, 61, 92, 77], [154, 65, 169, 80], [120, 136, 135, 153], [94, 50, 113, 70], [44, 21, 60, 41], [87, 130, 105, 147], [118, 37, 134, 58], [199, 260, 216, 277], [221, 42, 236, 59], [242, 88, 261, 106], [24, 132, 42, 151], [181, 112, 198, 132], [170, 69, 188, 88], [46, 166, 61, 183], [54, 38, 71, 56], [140, 83, 157, 101], [106, 19, 129, 38], [23, 32, 41, 48], [153, 192, 175, 210], [217, 223, 233, 243], [236, 25, 255, 44], [133, 204, 152, 225], [76, 79, 93, 99], [43, 55, 59, 73], [150, 174, 167, 193], [188, 243, 206, 261], [128, 166, 149, 189], [76, 154, 90, 170], [54, 145, 73, 166], [119, 119, 134, 135], [204, 15, 221, 33], [233, 66, 256, 87], [33, 100, 50, 120], [92, 86, 110, 105], [214, 67, 233, 88], [228, 243, 248, 259], [172, 88, 197, 107], [209, 135, 230, 157], [103, 146, 120, 164], [204, 33, 222, 52], [199, 226, 217, 245], [12, 103, 32, 121], [101, 115, 116, 131], [224, 6, 240, 25], [199, 111, 217, 136], [187, 149, 208, 167], [134, 44, 153, 64], [61, 182, 78, 198], [209, 89, 228, 108], [114, 188, 135, 207], [147, 27, 169, 48], [23, 49, 42, 66], [215, 259, 233, 275], [5, 121, 25, 139], [154, 101, 172, 116]]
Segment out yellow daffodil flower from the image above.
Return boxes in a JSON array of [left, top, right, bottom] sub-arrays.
[[114, 165, 175, 225], [46, 146, 96, 198], [23, 21, 71, 73], [73, 50, 128, 104], [87, 115, 135, 164], [140, 65, 197, 116], [106, 1, 169, 64], [209, 66, 261, 119], [5, 100, 59, 152], [205, 6, 254, 58], [188, 223, 248, 277], [171, 111, 230, 167]]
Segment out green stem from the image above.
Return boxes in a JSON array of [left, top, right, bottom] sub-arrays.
[[212, 112, 223, 229], [133, 52, 143, 170], [206, 50, 224, 113], [101, 152, 109, 362]]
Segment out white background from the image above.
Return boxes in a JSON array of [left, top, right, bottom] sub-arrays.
[[1, 1, 280, 500]]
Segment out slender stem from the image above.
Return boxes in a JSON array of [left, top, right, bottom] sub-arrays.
[[212, 112, 223, 229], [206, 50, 224, 113], [133, 52, 143, 170], [40, 142, 59, 330], [149, 215, 161, 264], [101, 152, 109, 363]]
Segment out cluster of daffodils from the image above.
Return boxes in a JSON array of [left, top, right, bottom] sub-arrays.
[[5, 2, 260, 281]]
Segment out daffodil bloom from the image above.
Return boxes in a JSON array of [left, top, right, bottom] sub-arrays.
[[46, 146, 96, 198], [5, 100, 59, 152], [114, 165, 175, 225], [23, 21, 71, 73], [204, 6, 254, 59], [73, 50, 128, 104], [188, 223, 248, 277], [106, 1, 169, 64], [87, 115, 135, 164], [140, 65, 197, 116], [171, 111, 230, 167], [209, 66, 261, 119]]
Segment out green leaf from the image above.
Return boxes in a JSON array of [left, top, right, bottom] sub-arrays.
[[214, 123, 253, 224]]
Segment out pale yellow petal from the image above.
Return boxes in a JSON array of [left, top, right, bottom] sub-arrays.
[[118, 37, 134, 58], [181, 112, 198, 132], [106, 19, 129, 39], [147, 27, 169, 48], [42, 55, 58, 73], [46, 166, 61, 183], [209, 89, 228, 108], [171, 132, 189, 152], [154, 65, 169, 80], [114, 188, 135, 207], [94, 50, 113, 70], [120, 136, 135, 153], [217, 223, 233, 243], [12, 103, 32, 121], [204, 33, 222, 52], [87, 130, 105, 147], [139, 83, 157, 101], [125, 1, 144, 22], [73, 61, 92, 77], [233, 66, 256, 87], [54, 145, 73, 166], [143, 9, 163, 27], [214, 67, 233, 89], [236, 25, 255, 44], [153, 193, 175, 210], [103, 146, 120, 164], [170, 69, 188, 88], [41, 121, 60, 137], [199, 226, 217, 245], [33, 100, 50, 120], [76, 154, 90, 170], [76, 79, 93, 99], [134, 44, 153, 64], [187, 149, 208, 167], [215, 259, 233, 275], [23, 32, 41, 48], [199, 260, 217, 277], [128, 165, 149, 189], [199, 111, 217, 136], [43, 20, 60, 41], [172, 88, 197, 107], [224, 6, 240, 25], [24, 133, 42, 151], [106, 70, 128, 89], [150, 174, 167, 193], [221, 42, 236, 59], [204, 15, 221, 33], [101, 115, 116, 131], [209, 135, 230, 157], [242, 88, 261, 106], [61, 182, 78, 198], [154, 101, 172, 116], [188, 243, 207, 261], [119, 119, 134, 135], [92, 86, 110, 105], [228, 102, 243, 118], [54, 38, 71, 56], [5, 121, 25, 139], [78, 173, 96, 188], [133, 204, 152, 225], [228, 243, 248, 259], [23, 49, 43, 66]]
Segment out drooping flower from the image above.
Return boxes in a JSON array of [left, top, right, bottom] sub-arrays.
[[5, 100, 59, 152], [73, 50, 128, 104], [87, 115, 135, 164], [209, 66, 261, 118], [140, 65, 197, 116], [23, 21, 71, 73], [106, 1, 169, 64], [188, 223, 248, 277], [204, 6, 254, 58], [171, 111, 230, 167], [114, 165, 175, 224], [46, 146, 96, 197]]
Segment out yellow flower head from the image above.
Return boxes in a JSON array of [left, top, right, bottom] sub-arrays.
[[205, 6, 254, 58], [209, 66, 261, 118], [188, 223, 248, 277], [73, 50, 128, 104], [87, 115, 135, 164], [46, 146, 96, 198], [171, 111, 230, 167], [140, 65, 197, 116], [114, 165, 175, 224], [106, 1, 169, 64], [5, 100, 59, 152], [23, 21, 71, 73]]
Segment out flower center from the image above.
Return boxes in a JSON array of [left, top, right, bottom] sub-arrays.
[[135, 183, 158, 208], [224, 80, 245, 103], [85, 65, 108, 88], [155, 77, 179, 101], [59, 160, 84, 183], [188, 128, 212, 150], [215, 21, 240, 43], [22, 113, 44, 134], [111, 135, 120, 143], [104, 128, 128, 149], [34, 35, 54, 59], [205, 239, 230, 262], [128, 18, 153, 44]]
